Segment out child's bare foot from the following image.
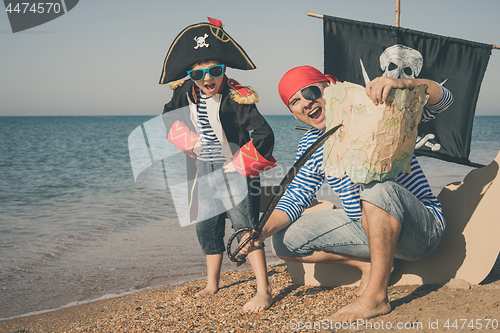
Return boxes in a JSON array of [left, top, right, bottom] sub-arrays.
[[194, 286, 218, 298], [242, 287, 273, 312]]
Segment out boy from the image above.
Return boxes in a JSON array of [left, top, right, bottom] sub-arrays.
[[159, 18, 275, 312]]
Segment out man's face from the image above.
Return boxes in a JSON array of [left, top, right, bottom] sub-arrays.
[[288, 82, 329, 130], [191, 60, 225, 98]]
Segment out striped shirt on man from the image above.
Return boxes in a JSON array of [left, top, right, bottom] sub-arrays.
[[275, 86, 453, 229]]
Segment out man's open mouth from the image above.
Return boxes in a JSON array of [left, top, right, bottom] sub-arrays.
[[308, 107, 322, 120]]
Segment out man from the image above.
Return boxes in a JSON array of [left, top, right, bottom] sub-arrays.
[[241, 65, 453, 320]]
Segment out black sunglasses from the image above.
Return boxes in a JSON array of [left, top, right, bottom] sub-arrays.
[[187, 64, 225, 81], [301, 85, 322, 101]]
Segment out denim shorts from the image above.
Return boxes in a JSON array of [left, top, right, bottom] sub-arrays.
[[272, 180, 444, 261], [194, 160, 256, 255]]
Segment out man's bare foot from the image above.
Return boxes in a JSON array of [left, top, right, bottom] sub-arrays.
[[347, 271, 370, 297], [242, 287, 273, 312], [346, 262, 371, 297], [347, 261, 396, 297], [346, 281, 368, 298], [328, 294, 391, 322], [194, 286, 218, 298]]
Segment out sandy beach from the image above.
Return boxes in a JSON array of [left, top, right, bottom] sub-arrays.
[[1, 259, 499, 333]]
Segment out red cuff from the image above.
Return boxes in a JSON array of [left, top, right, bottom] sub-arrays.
[[167, 120, 199, 159], [231, 140, 277, 177]]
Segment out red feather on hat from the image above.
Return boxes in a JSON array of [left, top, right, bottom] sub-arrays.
[[208, 17, 223, 28]]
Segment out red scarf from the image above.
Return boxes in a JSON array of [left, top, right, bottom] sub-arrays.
[[278, 65, 338, 108]]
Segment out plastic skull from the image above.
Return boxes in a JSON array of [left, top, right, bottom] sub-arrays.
[[379, 45, 423, 79]]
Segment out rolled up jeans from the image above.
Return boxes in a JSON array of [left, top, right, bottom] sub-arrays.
[[272, 180, 444, 261], [194, 160, 257, 255]]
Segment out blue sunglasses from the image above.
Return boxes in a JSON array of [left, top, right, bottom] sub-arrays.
[[187, 64, 225, 81]]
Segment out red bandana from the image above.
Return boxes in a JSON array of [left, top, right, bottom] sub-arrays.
[[278, 65, 338, 108]]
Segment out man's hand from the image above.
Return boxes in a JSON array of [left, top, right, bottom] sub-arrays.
[[239, 210, 291, 255], [365, 76, 408, 105], [366, 76, 443, 106], [239, 231, 265, 255]]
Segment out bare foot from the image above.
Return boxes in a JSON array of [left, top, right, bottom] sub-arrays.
[[242, 287, 273, 312], [328, 294, 391, 322], [346, 282, 368, 298], [347, 262, 371, 297], [347, 271, 370, 298], [347, 261, 396, 297], [194, 286, 218, 298]]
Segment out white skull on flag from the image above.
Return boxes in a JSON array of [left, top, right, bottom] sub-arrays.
[[379, 44, 423, 79]]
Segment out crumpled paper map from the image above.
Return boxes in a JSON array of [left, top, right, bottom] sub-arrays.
[[323, 81, 429, 184]]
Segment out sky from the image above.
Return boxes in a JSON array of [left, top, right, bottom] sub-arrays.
[[1, 0, 500, 117]]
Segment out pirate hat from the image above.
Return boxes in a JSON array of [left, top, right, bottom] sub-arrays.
[[159, 18, 256, 84]]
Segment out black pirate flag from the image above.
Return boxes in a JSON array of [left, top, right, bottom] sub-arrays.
[[4, 0, 79, 33], [323, 15, 492, 167]]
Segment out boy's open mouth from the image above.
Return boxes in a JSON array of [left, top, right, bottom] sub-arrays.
[[308, 107, 322, 120], [205, 83, 216, 91]]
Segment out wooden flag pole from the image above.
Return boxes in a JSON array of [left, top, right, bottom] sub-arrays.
[[395, 0, 401, 27], [306, 11, 499, 49], [307, 12, 323, 19]]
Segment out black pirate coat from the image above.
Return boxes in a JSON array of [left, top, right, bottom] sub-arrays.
[[162, 77, 276, 222]]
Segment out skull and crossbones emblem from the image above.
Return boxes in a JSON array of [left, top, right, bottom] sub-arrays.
[[380, 45, 441, 152], [359, 44, 442, 152], [194, 34, 209, 49], [359, 44, 424, 84], [379, 45, 423, 79]]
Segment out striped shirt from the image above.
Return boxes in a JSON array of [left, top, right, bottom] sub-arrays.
[[276, 86, 453, 229], [195, 88, 226, 163]]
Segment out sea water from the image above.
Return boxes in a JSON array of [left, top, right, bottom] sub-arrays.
[[1, 115, 499, 319]]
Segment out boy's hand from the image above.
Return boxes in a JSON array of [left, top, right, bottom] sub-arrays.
[[193, 137, 203, 156], [223, 160, 237, 173]]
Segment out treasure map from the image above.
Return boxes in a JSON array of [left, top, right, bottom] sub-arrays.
[[322, 81, 429, 184]]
